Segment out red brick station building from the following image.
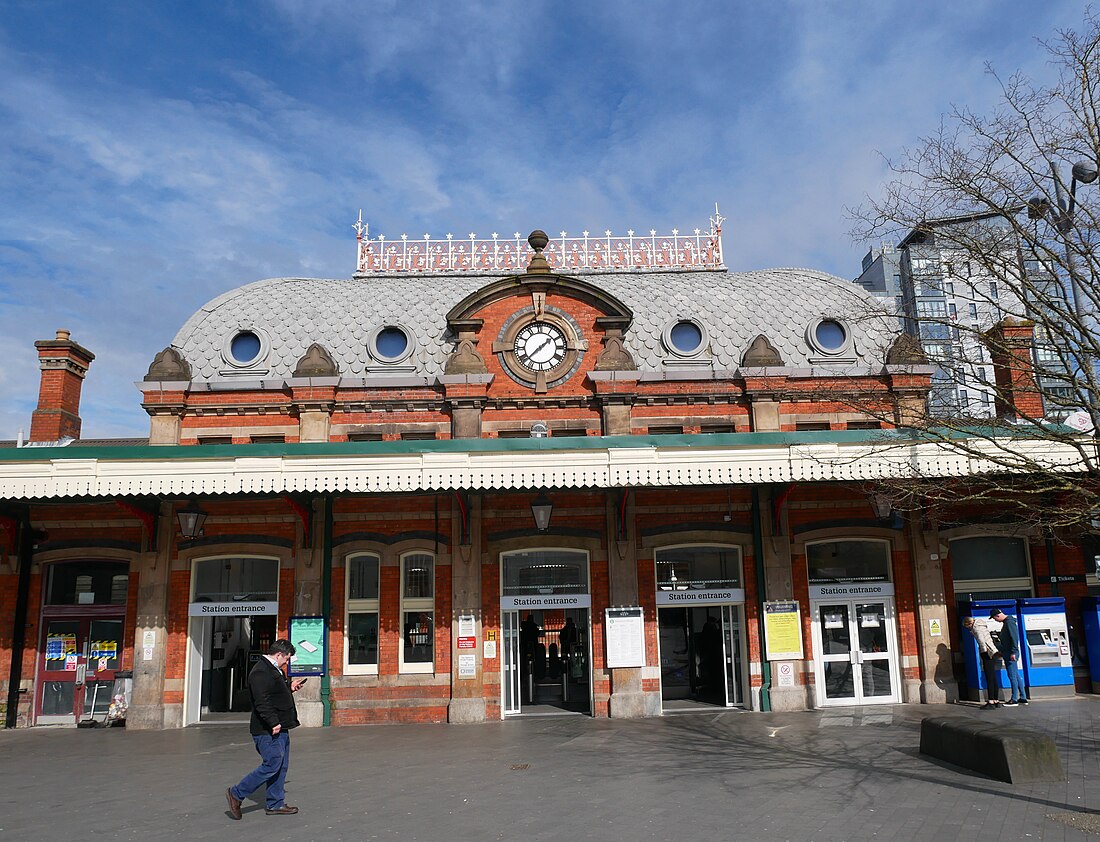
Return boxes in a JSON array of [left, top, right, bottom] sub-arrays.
[[0, 223, 1092, 729]]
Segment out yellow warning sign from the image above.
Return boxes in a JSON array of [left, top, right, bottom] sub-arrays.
[[929, 619, 942, 637]]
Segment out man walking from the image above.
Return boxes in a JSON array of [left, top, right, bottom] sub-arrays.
[[226, 639, 307, 819], [989, 608, 1028, 706]]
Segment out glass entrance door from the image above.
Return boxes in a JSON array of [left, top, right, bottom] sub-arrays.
[[720, 604, 745, 706], [501, 609, 590, 716], [812, 599, 900, 706], [658, 604, 746, 709], [187, 614, 276, 723], [502, 611, 521, 715], [38, 617, 123, 725]]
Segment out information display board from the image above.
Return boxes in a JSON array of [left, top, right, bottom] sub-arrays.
[[288, 615, 326, 676], [605, 607, 645, 669], [763, 600, 804, 661]]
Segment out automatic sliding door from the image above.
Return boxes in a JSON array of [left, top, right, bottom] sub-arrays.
[[502, 611, 521, 715], [720, 604, 745, 706]]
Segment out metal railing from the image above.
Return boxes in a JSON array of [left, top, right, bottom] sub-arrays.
[[353, 209, 726, 275]]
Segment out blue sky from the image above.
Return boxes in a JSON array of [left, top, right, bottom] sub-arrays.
[[0, 0, 1086, 439]]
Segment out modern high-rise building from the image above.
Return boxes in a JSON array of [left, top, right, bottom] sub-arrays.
[[859, 211, 1073, 419]]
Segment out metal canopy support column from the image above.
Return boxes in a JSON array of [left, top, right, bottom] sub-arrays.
[[320, 494, 333, 727], [5, 506, 32, 729], [751, 487, 772, 712]]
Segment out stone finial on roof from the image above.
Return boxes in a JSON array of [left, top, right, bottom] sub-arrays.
[[444, 335, 488, 375], [293, 343, 339, 377], [594, 325, 637, 371], [885, 333, 928, 366], [741, 335, 784, 367], [526, 230, 551, 275], [144, 347, 192, 381]]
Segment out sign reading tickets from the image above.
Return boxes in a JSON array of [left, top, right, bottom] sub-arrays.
[[605, 607, 645, 669], [288, 615, 326, 677], [763, 601, 804, 661]]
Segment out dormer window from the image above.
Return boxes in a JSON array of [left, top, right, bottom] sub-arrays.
[[806, 317, 854, 361], [661, 318, 712, 368], [813, 320, 847, 352], [374, 326, 410, 361], [220, 327, 270, 374], [366, 324, 417, 371], [669, 320, 705, 355], [230, 331, 261, 364]]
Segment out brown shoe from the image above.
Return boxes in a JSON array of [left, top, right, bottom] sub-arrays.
[[265, 805, 299, 815], [225, 787, 242, 820]]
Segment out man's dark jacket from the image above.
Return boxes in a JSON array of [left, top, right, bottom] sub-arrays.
[[247, 657, 300, 736], [995, 614, 1022, 658]]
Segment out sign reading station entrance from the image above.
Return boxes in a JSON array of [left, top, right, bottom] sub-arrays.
[[188, 601, 278, 616], [809, 583, 894, 600], [501, 594, 592, 610], [656, 588, 746, 606]]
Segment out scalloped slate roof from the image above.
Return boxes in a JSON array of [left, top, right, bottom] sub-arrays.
[[170, 269, 894, 380]]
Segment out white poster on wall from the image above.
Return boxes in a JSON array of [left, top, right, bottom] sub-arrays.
[[458, 653, 476, 678], [605, 607, 645, 669]]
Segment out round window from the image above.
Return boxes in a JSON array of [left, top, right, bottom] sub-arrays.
[[375, 326, 410, 360], [669, 320, 704, 354], [814, 320, 847, 352], [230, 331, 262, 364]]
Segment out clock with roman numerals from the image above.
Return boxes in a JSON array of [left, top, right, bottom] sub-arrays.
[[513, 321, 568, 372]]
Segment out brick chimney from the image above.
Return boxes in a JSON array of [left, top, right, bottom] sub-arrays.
[[29, 329, 96, 442], [984, 319, 1044, 421]]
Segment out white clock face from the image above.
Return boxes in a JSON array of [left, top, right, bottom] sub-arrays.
[[513, 322, 568, 372]]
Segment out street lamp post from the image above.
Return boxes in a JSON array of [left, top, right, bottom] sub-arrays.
[[1027, 159, 1100, 429], [1028, 160, 1098, 323]]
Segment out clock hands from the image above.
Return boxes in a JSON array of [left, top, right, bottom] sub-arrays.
[[529, 336, 555, 359]]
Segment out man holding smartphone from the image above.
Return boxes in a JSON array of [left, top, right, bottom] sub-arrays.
[[226, 639, 308, 819]]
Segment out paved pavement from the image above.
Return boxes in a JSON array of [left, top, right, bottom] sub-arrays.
[[2, 699, 1100, 841]]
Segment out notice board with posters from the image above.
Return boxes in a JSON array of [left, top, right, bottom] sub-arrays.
[[763, 601, 804, 661], [288, 615, 326, 676]]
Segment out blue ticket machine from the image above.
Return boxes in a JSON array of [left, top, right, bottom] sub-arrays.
[[1018, 597, 1074, 698], [1080, 597, 1100, 693], [960, 598, 1016, 702]]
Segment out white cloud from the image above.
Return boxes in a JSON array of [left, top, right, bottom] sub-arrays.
[[0, 0, 1089, 438]]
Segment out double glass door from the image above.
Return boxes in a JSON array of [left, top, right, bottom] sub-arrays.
[[38, 616, 124, 724], [502, 609, 590, 715], [812, 599, 900, 706]]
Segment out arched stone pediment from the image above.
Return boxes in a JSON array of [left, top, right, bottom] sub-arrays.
[[445, 273, 634, 326], [886, 333, 928, 366], [144, 347, 192, 381], [741, 335, 784, 367], [293, 343, 339, 377]]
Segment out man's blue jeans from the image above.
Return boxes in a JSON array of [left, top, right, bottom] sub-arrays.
[[1003, 655, 1024, 701], [231, 731, 290, 809]]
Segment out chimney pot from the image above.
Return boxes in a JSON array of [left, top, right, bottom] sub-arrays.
[[56, 329, 71, 341]]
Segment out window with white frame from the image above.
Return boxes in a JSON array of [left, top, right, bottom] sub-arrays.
[[400, 552, 435, 673], [344, 553, 380, 674]]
